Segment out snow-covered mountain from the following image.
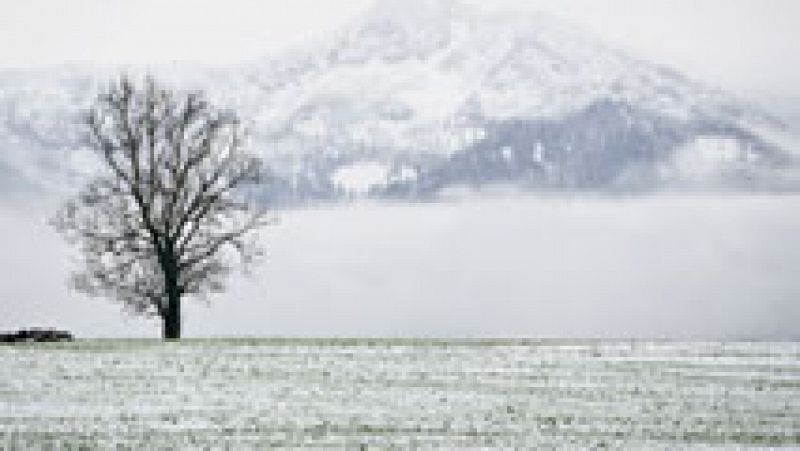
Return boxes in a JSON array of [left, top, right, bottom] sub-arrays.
[[1, 0, 798, 204]]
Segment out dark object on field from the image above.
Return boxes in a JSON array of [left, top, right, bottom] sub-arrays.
[[0, 328, 74, 343]]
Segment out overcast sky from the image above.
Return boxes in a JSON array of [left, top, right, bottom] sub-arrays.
[[1, 0, 798, 124]]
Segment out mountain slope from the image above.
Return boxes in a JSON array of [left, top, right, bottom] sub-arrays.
[[0, 0, 796, 204]]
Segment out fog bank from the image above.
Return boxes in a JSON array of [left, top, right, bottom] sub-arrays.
[[1, 195, 799, 339]]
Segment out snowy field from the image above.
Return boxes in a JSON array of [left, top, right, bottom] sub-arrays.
[[1, 339, 798, 448]]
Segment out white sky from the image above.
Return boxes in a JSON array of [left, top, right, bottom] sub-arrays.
[[0, 0, 373, 67]]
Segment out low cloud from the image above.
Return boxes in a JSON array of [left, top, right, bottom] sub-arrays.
[[3, 194, 798, 339]]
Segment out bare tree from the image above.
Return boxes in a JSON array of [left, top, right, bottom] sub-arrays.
[[52, 76, 270, 340]]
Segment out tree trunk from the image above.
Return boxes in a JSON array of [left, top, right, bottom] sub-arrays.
[[163, 288, 181, 340], [161, 250, 182, 341]]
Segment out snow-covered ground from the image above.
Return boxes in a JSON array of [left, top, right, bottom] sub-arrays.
[[1, 339, 798, 447]]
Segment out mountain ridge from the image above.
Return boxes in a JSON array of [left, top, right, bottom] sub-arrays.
[[0, 0, 796, 204]]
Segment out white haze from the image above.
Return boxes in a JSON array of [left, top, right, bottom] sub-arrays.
[[2, 195, 799, 339]]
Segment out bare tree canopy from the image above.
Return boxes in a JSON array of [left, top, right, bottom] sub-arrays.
[[52, 76, 270, 340]]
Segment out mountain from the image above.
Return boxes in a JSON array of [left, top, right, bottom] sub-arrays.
[[0, 0, 798, 205]]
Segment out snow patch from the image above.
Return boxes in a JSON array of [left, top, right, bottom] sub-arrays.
[[671, 135, 756, 180], [330, 161, 390, 195]]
